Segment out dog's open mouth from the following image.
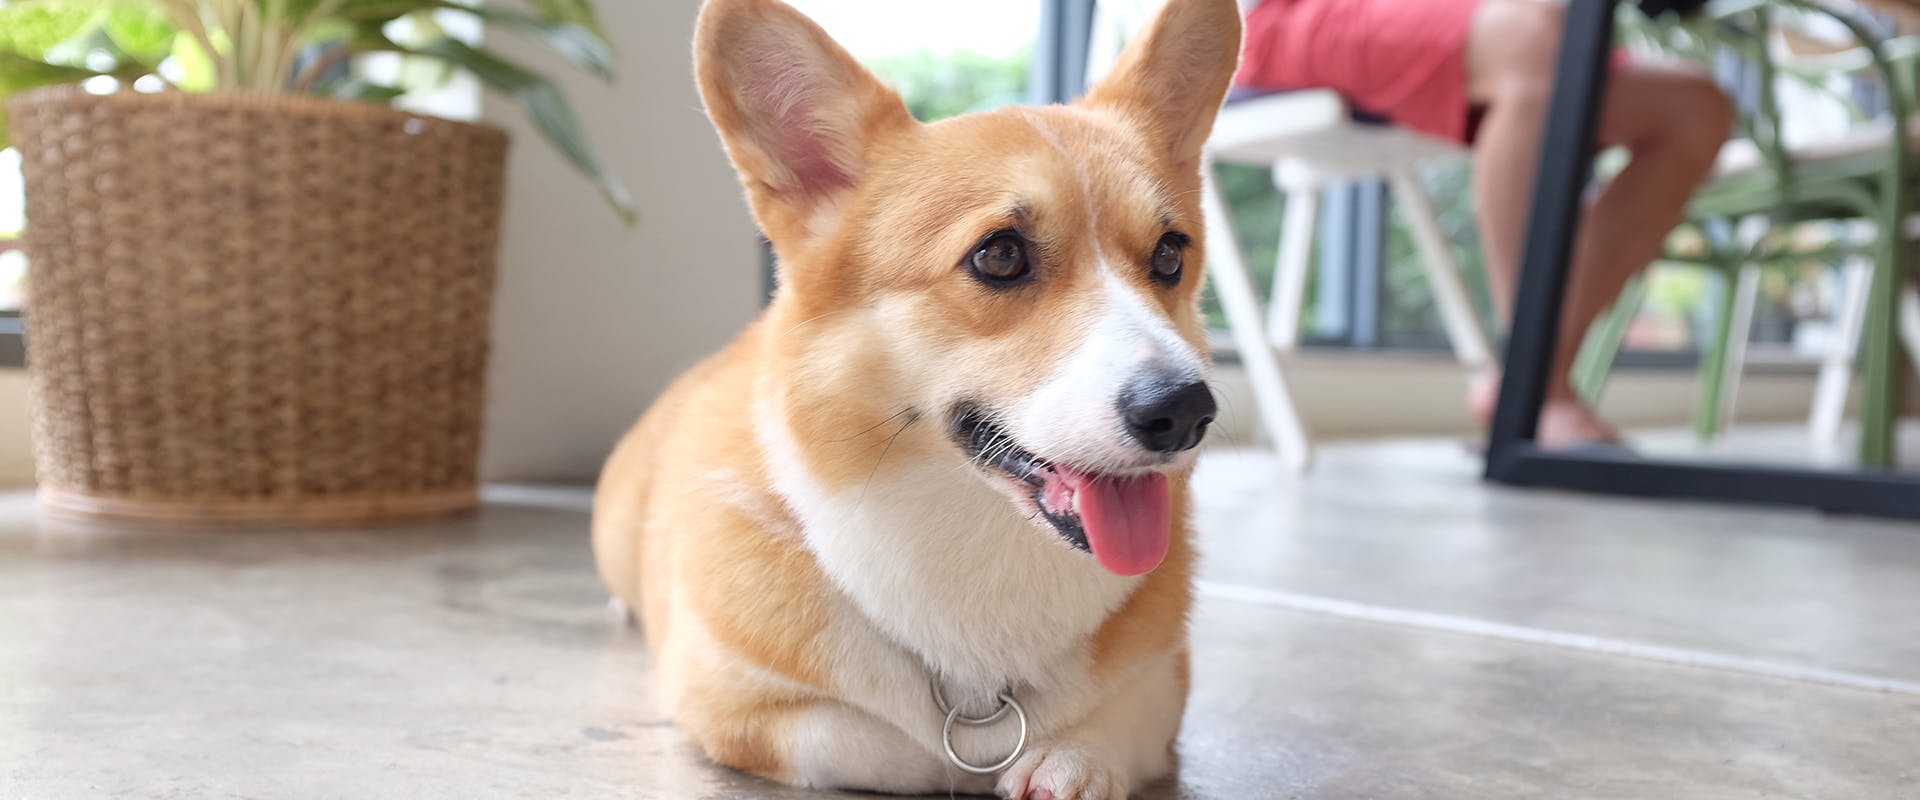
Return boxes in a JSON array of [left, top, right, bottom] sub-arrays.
[[952, 407, 1172, 576]]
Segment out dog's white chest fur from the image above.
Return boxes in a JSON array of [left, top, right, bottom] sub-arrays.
[[755, 401, 1138, 696]]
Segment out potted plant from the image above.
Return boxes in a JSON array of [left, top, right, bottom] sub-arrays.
[[0, 0, 629, 525]]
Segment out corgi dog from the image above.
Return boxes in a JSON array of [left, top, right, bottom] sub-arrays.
[[592, 0, 1241, 796]]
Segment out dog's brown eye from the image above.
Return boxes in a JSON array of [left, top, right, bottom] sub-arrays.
[[1150, 233, 1186, 283], [969, 232, 1030, 284]]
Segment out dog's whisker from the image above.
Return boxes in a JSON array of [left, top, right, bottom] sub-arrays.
[[853, 413, 918, 511], [830, 407, 915, 444], [781, 308, 852, 336]]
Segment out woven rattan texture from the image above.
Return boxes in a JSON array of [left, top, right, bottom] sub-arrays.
[[10, 89, 508, 510]]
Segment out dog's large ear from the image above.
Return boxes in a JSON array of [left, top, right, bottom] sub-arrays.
[[694, 0, 915, 242], [1081, 0, 1243, 171]]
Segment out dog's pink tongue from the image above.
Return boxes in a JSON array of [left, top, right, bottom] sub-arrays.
[[1062, 470, 1171, 576]]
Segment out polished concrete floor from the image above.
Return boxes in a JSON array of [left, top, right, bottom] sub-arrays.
[[3, 440, 1917, 799]]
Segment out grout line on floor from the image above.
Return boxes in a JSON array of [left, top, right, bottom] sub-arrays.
[[1198, 581, 1920, 697], [480, 484, 595, 512]]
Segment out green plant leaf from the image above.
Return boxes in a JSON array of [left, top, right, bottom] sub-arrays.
[[300, 18, 354, 43], [0, 49, 101, 85], [101, 0, 175, 64], [332, 0, 444, 25], [263, 0, 329, 22], [43, 26, 131, 70], [0, 1, 106, 59], [168, 24, 216, 90], [0, 50, 100, 149], [318, 76, 405, 102], [519, 0, 605, 39], [408, 36, 634, 224], [397, 50, 453, 91], [393, 10, 453, 87], [445, 4, 611, 81], [271, 0, 420, 29]]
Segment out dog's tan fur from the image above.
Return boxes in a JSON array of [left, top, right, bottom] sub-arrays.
[[593, 1, 1242, 796]]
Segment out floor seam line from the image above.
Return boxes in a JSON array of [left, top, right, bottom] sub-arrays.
[[1196, 581, 1920, 697], [479, 485, 595, 513]]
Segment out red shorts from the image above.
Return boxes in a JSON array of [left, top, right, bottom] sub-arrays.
[[1237, 0, 1626, 145]]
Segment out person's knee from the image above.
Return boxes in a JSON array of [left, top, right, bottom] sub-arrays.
[[1475, 0, 1566, 104], [1498, 0, 1567, 64], [1668, 75, 1735, 159], [1695, 79, 1736, 146], [1607, 67, 1734, 161]]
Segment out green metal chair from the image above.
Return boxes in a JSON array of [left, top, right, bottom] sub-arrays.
[[1575, 0, 1920, 467]]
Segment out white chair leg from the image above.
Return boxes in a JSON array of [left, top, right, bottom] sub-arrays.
[[1265, 178, 1319, 353], [1810, 258, 1873, 455], [1202, 166, 1313, 472], [1714, 265, 1761, 434], [1387, 169, 1496, 374]]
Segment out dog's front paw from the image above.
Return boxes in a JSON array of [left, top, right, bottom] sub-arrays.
[[994, 743, 1127, 800]]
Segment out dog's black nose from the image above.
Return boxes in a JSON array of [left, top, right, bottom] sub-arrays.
[[1120, 378, 1217, 453]]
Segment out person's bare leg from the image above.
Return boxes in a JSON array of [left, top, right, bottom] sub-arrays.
[[1461, 0, 1733, 447]]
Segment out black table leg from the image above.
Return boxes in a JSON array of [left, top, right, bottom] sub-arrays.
[[1485, 0, 1618, 454], [1481, 0, 1920, 519]]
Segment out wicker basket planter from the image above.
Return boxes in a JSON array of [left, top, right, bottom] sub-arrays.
[[8, 89, 509, 526]]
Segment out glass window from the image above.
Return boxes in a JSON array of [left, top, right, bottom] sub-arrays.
[[1, 148, 21, 312], [785, 0, 1038, 122], [1382, 162, 1490, 350], [1212, 143, 1855, 364], [1208, 161, 1495, 351], [1205, 163, 1285, 332]]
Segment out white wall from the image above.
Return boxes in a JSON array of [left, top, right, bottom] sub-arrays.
[[0, 2, 764, 487], [0, 371, 32, 485], [477, 0, 763, 482]]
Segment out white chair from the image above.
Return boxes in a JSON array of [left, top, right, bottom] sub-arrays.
[[1091, 0, 1498, 472], [1205, 93, 1499, 472]]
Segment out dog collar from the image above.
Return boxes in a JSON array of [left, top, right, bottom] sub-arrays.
[[931, 677, 1029, 775]]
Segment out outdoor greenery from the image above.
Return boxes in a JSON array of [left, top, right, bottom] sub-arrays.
[[867, 47, 1028, 122], [1207, 162, 1286, 331], [0, 0, 632, 222], [1209, 159, 1500, 344]]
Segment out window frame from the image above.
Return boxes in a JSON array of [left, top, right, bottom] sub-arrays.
[[0, 310, 19, 369], [0, 239, 18, 368], [1034, 0, 1094, 104]]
